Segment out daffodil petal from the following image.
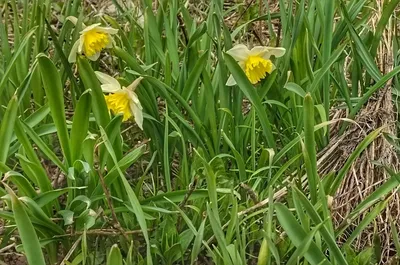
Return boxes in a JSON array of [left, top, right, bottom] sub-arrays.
[[100, 84, 120, 93], [78, 35, 84, 54], [128, 91, 143, 129], [80, 23, 102, 33], [263, 47, 286, 59], [226, 74, 237, 86], [66, 16, 87, 28], [68, 40, 80, 63], [227, 44, 250, 62], [87, 52, 101, 61], [66, 16, 79, 26], [126, 77, 144, 92], [249, 46, 269, 57], [95, 71, 121, 92], [97, 26, 119, 35], [130, 102, 143, 130], [106, 36, 113, 48], [270, 63, 276, 73]]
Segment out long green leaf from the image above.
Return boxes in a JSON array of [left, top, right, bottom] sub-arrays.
[[70, 91, 91, 161], [275, 203, 331, 265], [303, 93, 318, 203], [6, 185, 46, 265], [293, 187, 348, 265], [37, 55, 72, 165], [0, 95, 18, 164], [0, 27, 36, 97], [77, 57, 110, 128]]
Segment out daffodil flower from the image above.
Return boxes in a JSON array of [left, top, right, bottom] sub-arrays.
[[95, 71, 144, 129], [67, 17, 118, 63], [226, 44, 286, 86]]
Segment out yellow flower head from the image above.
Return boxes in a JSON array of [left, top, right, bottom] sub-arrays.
[[67, 17, 118, 63], [95, 71, 144, 129], [226, 44, 286, 86]]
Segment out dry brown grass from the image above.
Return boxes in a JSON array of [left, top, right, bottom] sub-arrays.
[[319, 1, 399, 263]]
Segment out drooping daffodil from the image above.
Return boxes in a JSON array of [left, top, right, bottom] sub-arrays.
[[95, 71, 144, 129], [226, 44, 286, 86], [67, 16, 118, 63]]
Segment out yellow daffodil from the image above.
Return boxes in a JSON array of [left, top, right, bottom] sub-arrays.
[[67, 17, 118, 63], [95, 71, 144, 129], [226, 44, 286, 86]]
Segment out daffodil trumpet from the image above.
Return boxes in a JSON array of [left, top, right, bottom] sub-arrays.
[[95, 71, 144, 130], [226, 44, 286, 86]]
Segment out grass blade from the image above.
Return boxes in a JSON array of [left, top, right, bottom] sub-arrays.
[[5, 185, 46, 265], [303, 93, 318, 203], [275, 203, 331, 265], [37, 54, 72, 165], [70, 91, 91, 162], [0, 95, 18, 164]]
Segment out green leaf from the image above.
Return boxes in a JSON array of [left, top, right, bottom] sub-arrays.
[[390, 216, 400, 255], [222, 132, 246, 181], [338, 1, 381, 81], [0, 27, 36, 97], [91, 145, 146, 197], [106, 245, 123, 265], [303, 93, 318, 203], [286, 222, 325, 265], [77, 57, 110, 128], [309, 43, 347, 93], [191, 218, 206, 265], [285, 82, 306, 97], [5, 185, 46, 265], [275, 203, 331, 265], [21, 121, 67, 172], [293, 187, 348, 265], [70, 91, 91, 161], [344, 199, 389, 246], [181, 51, 209, 100], [4, 171, 37, 198], [37, 55, 72, 165], [0, 95, 18, 163]]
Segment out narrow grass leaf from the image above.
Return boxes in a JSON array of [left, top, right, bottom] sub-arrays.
[[0, 95, 18, 164], [77, 57, 110, 128], [344, 200, 389, 246], [70, 91, 91, 161], [286, 222, 325, 265], [275, 203, 331, 265], [37, 55, 72, 165], [293, 187, 348, 265], [303, 93, 318, 203], [0, 27, 36, 97], [5, 185, 46, 265]]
